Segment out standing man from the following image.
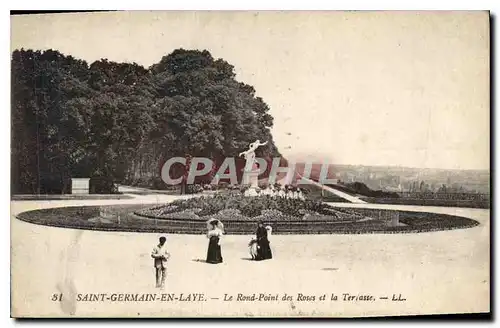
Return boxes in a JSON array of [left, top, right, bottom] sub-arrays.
[[151, 236, 170, 289]]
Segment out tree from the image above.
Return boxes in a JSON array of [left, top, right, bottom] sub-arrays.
[[11, 48, 281, 194], [11, 49, 91, 193], [419, 181, 425, 192], [148, 49, 280, 192]]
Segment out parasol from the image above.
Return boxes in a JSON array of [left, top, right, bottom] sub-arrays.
[[206, 218, 225, 233]]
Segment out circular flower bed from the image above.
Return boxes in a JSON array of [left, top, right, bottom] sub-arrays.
[[14, 194, 481, 234], [135, 194, 358, 222]]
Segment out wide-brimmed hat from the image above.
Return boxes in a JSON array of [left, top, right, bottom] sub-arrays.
[[206, 218, 224, 232]]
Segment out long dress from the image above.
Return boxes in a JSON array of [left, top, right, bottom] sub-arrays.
[[206, 228, 223, 264], [256, 227, 272, 260]]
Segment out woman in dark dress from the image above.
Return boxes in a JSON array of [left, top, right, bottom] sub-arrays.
[[255, 222, 272, 260], [206, 219, 223, 264]]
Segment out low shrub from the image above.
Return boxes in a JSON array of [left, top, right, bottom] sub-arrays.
[[137, 193, 367, 222], [185, 184, 204, 194], [89, 176, 119, 194], [330, 182, 400, 198], [362, 197, 490, 209]]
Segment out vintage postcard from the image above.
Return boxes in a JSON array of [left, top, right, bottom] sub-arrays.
[[10, 11, 490, 318]]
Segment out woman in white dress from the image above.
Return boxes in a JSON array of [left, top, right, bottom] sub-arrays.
[[206, 219, 224, 264]]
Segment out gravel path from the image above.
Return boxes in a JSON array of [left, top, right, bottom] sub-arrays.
[[11, 196, 489, 317]]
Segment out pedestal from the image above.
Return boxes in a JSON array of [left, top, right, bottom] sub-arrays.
[[72, 178, 90, 194], [390, 211, 400, 226], [242, 169, 259, 188], [243, 169, 260, 196], [382, 210, 400, 227]]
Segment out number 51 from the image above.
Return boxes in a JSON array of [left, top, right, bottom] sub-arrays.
[[51, 293, 63, 302]]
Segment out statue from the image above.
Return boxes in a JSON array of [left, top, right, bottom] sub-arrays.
[[239, 140, 268, 196], [239, 140, 268, 172]]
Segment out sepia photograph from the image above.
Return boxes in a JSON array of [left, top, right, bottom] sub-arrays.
[[9, 10, 490, 318]]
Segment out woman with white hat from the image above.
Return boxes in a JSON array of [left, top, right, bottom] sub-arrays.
[[206, 219, 224, 264]]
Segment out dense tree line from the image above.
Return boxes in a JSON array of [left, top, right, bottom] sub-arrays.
[[11, 48, 280, 194]]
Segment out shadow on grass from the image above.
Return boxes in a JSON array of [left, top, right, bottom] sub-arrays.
[[192, 259, 206, 263], [240, 257, 255, 261], [321, 268, 339, 271]]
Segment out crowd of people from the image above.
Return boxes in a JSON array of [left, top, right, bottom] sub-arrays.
[[151, 219, 273, 288]]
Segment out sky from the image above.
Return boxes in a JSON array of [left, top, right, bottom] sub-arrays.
[[10, 11, 490, 170]]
